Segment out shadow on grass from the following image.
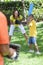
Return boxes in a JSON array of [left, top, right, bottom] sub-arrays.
[[4, 23, 43, 65], [10, 23, 43, 55]]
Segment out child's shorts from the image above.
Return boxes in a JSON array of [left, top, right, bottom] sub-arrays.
[[28, 37, 36, 44]]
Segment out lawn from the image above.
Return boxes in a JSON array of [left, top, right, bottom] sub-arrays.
[[4, 22, 43, 65]]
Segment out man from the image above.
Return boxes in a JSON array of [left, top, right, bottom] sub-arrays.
[[0, 11, 19, 65], [9, 10, 28, 41]]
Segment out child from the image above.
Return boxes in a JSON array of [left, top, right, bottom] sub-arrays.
[[27, 14, 40, 54]]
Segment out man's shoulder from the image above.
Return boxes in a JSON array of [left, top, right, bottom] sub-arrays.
[[19, 15, 22, 17], [10, 15, 14, 20], [10, 15, 13, 18], [19, 15, 23, 20]]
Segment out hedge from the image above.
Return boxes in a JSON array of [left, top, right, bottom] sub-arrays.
[[0, 1, 43, 25]]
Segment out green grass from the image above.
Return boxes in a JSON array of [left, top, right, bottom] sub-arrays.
[[4, 22, 43, 65]]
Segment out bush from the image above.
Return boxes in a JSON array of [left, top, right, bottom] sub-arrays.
[[0, 1, 43, 24]]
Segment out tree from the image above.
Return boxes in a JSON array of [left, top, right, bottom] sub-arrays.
[[22, 0, 26, 21]]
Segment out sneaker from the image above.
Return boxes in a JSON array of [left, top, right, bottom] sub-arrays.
[[6, 51, 19, 60], [28, 50, 34, 53], [36, 51, 41, 55], [10, 51, 19, 60], [11, 52, 19, 60], [13, 54, 19, 60]]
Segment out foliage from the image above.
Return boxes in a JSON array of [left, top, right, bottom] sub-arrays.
[[0, 1, 43, 22], [4, 22, 43, 65]]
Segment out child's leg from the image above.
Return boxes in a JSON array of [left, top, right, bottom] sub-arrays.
[[28, 44, 34, 53], [28, 37, 34, 52], [32, 37, 39, 51], [32, 37, 40, 54], [34, 43, 41, 54], [34, 43, 39, 52], [28, 37, 32, 49], [29, 44, 33, 50]]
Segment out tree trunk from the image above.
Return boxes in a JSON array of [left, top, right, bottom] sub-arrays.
[[22, 0, 26, 21]]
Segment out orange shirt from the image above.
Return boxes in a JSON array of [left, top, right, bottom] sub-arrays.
[[0, 12, 9, 44]]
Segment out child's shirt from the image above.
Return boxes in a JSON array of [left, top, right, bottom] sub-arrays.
[[28, 20, 37, 37]]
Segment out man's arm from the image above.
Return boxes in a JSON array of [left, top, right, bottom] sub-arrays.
[[10, 20, 15, 24], [10, 15, 15, 25]]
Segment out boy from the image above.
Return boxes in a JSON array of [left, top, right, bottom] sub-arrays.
[[27, 14, 40, 54]]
